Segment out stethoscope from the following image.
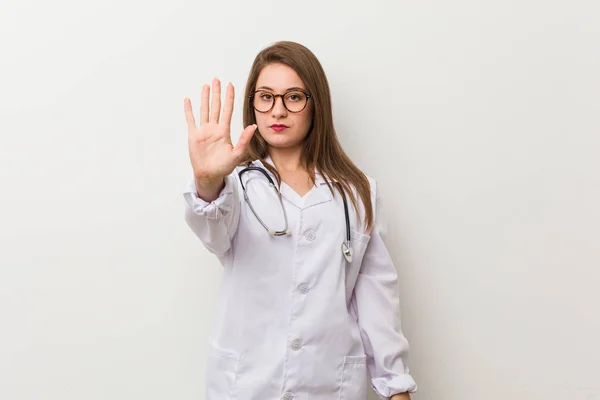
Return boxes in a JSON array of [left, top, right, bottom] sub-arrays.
[[238, 162, 353, 263]]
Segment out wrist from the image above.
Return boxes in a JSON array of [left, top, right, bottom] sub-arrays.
[[390, 393, 411, 400], [194, 176, 225, 202]]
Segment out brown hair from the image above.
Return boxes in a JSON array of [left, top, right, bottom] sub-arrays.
[[241, 41, 373, 232]]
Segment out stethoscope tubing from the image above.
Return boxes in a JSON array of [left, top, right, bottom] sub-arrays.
[[238, 163, 353, 261]]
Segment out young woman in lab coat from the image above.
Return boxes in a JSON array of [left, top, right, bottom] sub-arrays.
[[183, 41, 417, 400]]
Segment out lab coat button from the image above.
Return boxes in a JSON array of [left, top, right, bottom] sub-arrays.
[[290, 339, 301, 351], [282, 393, 293, 400], [298, 283, 309, 294], [305, 230, 316, 241]]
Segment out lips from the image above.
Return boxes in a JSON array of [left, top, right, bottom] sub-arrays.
[[270, 124, 288, 132]]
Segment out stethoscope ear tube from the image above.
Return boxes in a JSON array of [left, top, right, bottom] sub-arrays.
[[239, 163, 291, 237], [239, 163, 352, 262]]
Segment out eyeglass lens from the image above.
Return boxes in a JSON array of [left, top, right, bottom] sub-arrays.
[[253, 90, 308, 113]]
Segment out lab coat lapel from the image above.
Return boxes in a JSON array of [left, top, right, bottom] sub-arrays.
[[256, 157, 334, 210], [303, 173, 334, 210], [254, 158, 300, 209]]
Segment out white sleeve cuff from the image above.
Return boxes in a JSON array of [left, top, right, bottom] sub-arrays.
[[372, 374, 418, 398], [183, 175, 236, 220]]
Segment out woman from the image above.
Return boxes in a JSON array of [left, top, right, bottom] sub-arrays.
[[183, 41, 417, 400]]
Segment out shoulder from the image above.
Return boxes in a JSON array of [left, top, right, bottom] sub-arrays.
[[361, 173, 387, 236], [364, 174, 377, 195], [347, 172, 380, 233], [362, 173, 379, 209]]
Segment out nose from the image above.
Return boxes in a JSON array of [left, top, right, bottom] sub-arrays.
[[270, 95, 288, 118]]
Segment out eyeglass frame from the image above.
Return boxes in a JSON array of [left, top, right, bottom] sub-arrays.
[[249, 89, 312, 113]]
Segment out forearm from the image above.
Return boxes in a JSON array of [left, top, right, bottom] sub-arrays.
[[391, 393, 411, 400], [183, 174, 240, 255], [353, 226, 418, 396]]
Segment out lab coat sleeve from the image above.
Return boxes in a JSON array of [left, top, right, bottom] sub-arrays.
[[183, 172, 240, 255], [351, 186, 417, 398]]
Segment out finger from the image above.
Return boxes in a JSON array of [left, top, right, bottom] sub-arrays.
[[232, 124, 257, 160], [210, 78, 221, 123], [183, 98, 196, 130], [221, 82, 234, 126], [200, 84, 210, 124]]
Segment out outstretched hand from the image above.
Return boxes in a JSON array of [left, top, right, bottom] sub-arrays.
[[184, 78, 257, 182]]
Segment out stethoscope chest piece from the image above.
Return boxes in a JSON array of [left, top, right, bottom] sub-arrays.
[[342, 241, 353, 263]]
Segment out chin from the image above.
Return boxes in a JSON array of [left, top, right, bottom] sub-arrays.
[[262, 134, 303, 149]]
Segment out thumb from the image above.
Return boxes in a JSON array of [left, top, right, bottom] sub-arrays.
[[232, 124, 257, 160]]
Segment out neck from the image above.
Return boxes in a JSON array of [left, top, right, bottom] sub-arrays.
[[268, 145, 305, 173]]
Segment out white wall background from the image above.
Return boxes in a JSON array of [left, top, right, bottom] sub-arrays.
[[1, 1, 599, 399]]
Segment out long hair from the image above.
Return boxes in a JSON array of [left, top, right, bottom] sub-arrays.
[[241, 41, 374, 232]]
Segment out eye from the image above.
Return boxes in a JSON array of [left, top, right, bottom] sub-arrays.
[[285, 91, 305, 102], [258, 92, 273, 101]]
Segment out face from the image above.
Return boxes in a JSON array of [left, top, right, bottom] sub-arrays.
[[253, 63, 313, 150]]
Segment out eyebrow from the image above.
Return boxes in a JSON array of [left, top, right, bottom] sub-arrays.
[[256, 86, 306, 92]]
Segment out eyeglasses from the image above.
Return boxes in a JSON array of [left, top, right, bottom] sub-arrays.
[[250, 89, 312, 113]]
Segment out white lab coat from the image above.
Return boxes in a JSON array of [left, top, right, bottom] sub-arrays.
[[183, 157, 417, 400]]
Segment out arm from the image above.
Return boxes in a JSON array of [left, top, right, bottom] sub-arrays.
[[351, 185, 417, 399], [183, 172, 241, 255], [182, 78, 256, 255]]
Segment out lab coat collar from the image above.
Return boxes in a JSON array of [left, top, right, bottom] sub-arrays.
[[251, 156, 334, 209], [314, 172, 337, 185]]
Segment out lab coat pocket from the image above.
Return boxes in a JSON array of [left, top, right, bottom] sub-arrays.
[[206, 343, 240, 400], [338, 355, 368, 400]]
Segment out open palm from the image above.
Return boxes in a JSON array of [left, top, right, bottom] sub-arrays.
[[184, 78, 257, 180]]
